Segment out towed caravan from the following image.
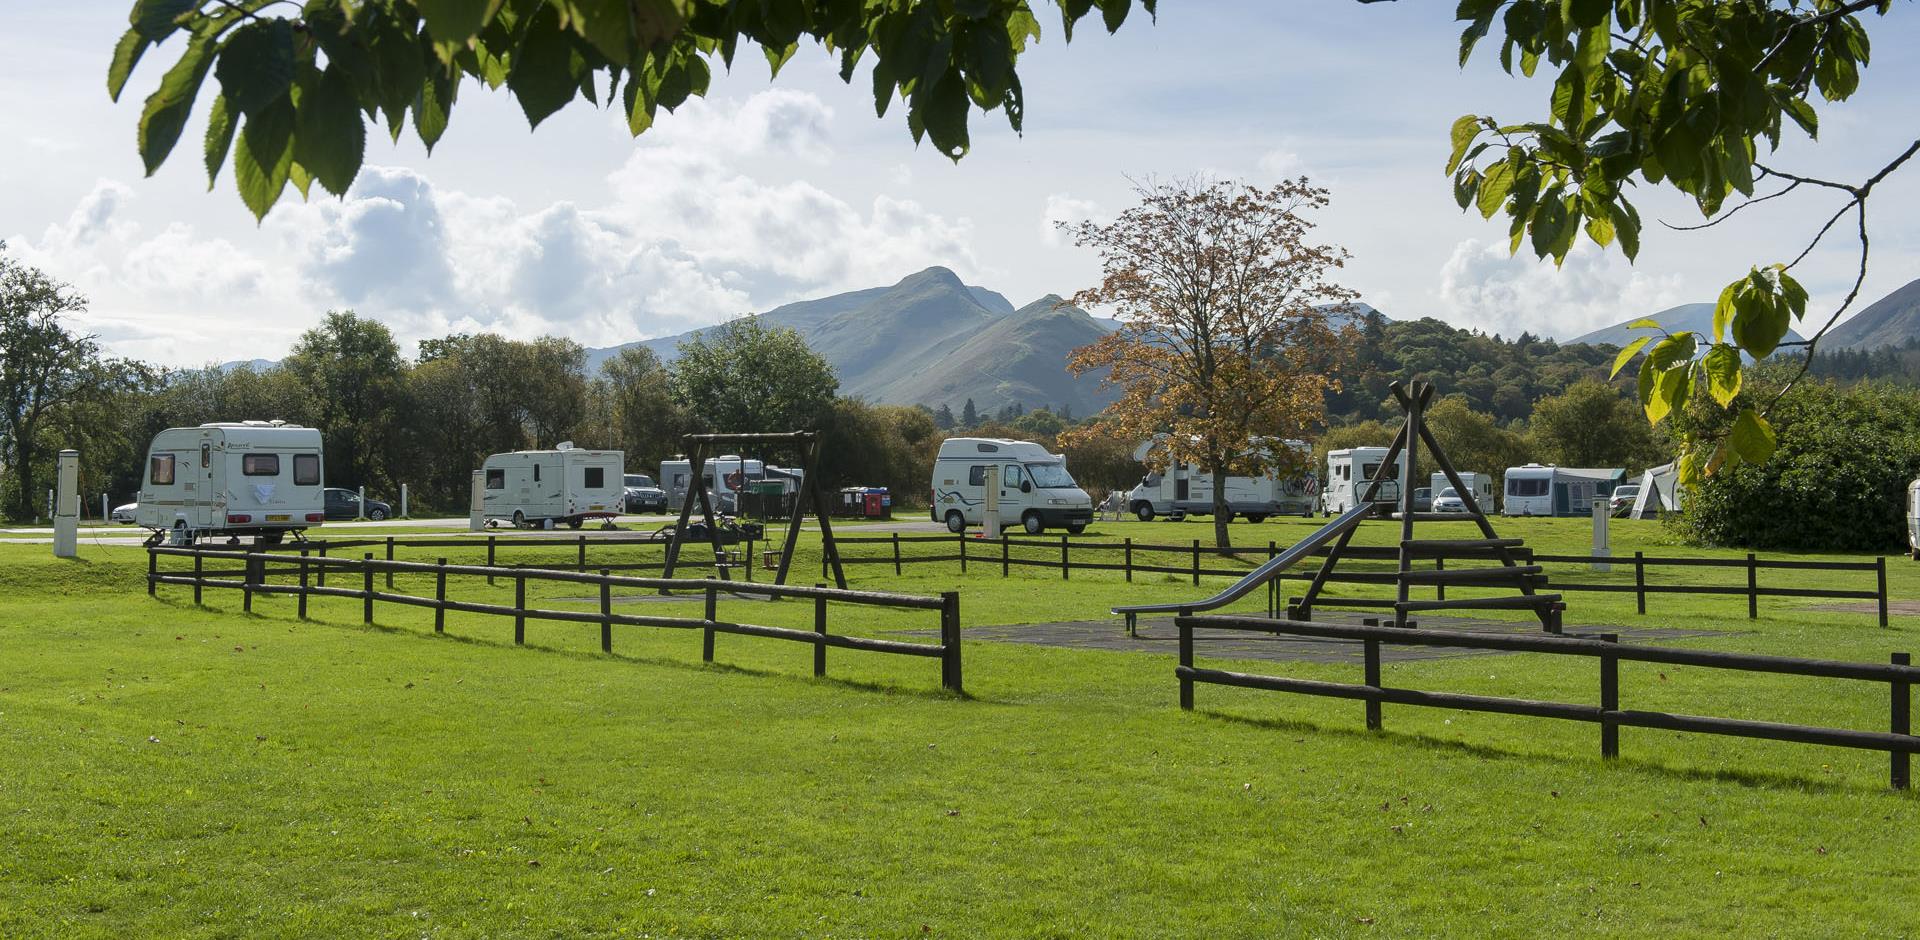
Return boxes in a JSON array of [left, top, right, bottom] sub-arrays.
[[1126, 437, 1316, 522], [481, 444, 625, 529], [658, 455, 802, 514], [1502, 464, 1627, 516], [134, 422, 326, 544], [1322, 446, 1406, 515], [931, 437, 1093, 534]]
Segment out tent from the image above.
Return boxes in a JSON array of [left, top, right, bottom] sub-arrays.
[[1630, 462, 1684, 519]]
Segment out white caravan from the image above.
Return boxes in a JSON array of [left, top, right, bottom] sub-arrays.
[[931, 437, 1093, 534], [481, 444, 625, 529], [1430, 471, 1495, 512], [659, 455, 800, 513], [1126, 438, 1316, 522], [134, 422, 326, 543], [1322, 447, 1406, 515], [1502, 464, 1627, 516]]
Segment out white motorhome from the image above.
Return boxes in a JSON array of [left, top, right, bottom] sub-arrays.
[[931, 437, 1093, 534], [481, 444, 625, 529], [1322, 447, 1406, 515], [1502, 464, 1627, 516], [134, 422, 326, 543], [659, 455, 800, 513], [1430, 471, 1495, 512], [1126, 438, 1316, 522]]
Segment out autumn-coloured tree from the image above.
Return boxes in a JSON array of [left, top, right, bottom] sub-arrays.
[[1059, 177, 1355, 549]]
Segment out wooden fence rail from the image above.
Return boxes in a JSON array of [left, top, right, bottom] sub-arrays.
[[147, 545, 961, 693], [828, 533, 1891, 626], [1174, 613, 1918, 789]]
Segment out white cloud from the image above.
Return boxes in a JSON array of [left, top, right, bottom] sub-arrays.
[[1436, 238, 1686, 340], [1039, 193, 1098, 248]]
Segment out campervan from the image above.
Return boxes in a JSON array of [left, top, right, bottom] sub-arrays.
[[1126, 438, 1316, 522], [658, 455, 800, 514], [931, 437, 1093, 534], [1430, 471, 1495, 513], [480, 444, 625, 529], [1322, 447, 1406, 515], [134, 422, 326, 543], [1502, 464, 1626, 516]]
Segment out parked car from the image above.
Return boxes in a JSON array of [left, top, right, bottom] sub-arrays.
[[1608, 484, 1641, 517], [111, 502, 139, 524], [323, 487, 391, 521], [624, 473, 669, 513], [1412, 487, 1432, 513], [1431, 487, 1466, 514]]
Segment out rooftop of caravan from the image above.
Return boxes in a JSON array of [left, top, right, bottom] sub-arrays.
[[936, 437, 1062, 462], [1506, 464, 1627, 481], [159, 422, 321, 443]]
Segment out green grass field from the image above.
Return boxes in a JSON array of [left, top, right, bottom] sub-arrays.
[[3, 516, 1917, 937]]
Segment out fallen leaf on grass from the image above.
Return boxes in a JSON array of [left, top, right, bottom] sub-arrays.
[[1355, 917, 1375, 925]]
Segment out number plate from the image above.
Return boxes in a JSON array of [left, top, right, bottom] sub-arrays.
[[588, 505, 604, 511], [266, 514, 290, 522]]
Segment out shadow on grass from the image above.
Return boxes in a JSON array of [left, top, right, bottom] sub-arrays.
[[1194, 707, 1886, 796]]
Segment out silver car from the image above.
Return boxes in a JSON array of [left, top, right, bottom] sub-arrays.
[[1431, 487, 1467, 514], [111, 502, 138, 524]]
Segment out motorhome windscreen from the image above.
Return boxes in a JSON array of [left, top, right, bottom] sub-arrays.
[[1026, 463, 1077, 488], [1510, 478, 1548, 496]]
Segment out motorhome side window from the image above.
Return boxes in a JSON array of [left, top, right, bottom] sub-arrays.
[[1003, 464, 1025, 488], [293, 454, 320, 485], [1361, 462, 1380, 480], [242, 454, 280, 476], [150, 454, 175, 486], [969, 465, 989, 486], [534, 464, 541, 482], [486, 469, 505, 489], [584, 467, 604, 488]]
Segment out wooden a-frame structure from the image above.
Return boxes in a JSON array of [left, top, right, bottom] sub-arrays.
[[1291, 379, 1564, 632], [659, 431, 847, 589]]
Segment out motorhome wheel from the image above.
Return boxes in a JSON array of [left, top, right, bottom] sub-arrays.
[[1245, 514, 1268, 524], [945, 510, 965, 534], [1067, 524, 1086, 535], [511, 510, 526, 528], [1022, 511, 1043, 535], [1133, 503, 1154, 522]]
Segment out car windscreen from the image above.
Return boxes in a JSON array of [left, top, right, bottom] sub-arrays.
[[1025, 463, 1077, 489]]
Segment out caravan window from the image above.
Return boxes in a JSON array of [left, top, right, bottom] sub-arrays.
[[1509, 477, 1548, 497], [969, 465, 989, 486], [534, 464, 541, 483], [485, 469, 505, 489], [1361, 462, 1381, 481], [242, 454, 280, 476], [584, 467, 605, 488], [150, 454, 176, 486], [293, 454, 320, 485]]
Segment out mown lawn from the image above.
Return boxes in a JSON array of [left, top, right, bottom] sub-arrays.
[[2, 515, 1917, 937]]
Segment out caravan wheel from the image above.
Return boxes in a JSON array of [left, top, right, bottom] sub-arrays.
[[1245, 514, 1268, 524], [567, 517, 583, 530], [512, 510, 526, 528]]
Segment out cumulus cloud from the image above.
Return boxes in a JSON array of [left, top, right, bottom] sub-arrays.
[[1039, 193, 1098, 247], [1436, 238, 1687, 340]]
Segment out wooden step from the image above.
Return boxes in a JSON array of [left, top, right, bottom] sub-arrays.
[[1398, 565, 1543, 585], [1395, 594, 1563, 613], [1400, 538, 1527, 559]]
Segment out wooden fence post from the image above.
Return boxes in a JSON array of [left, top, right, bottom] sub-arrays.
[[1634, 551, 1646, 615], [1364, 637, 1382, 731], [814, 585, 828, 677], [193, 551, 203, 606], [1178, 608, 1194, 710], [1877, 557, 1889, 628], [434, 558, 447, 633], [316, 543, 327, 587], [599, 568, 612, 653], [513, 575, 525, 645], [1061, 534, 1070, 581], [1124, 537, 1133, 583], [959, 532, 967, 574], [744, 535, 754, 583], [703, 584, 717, 662], [940, 591, 963, 694], [1601, 633, 1620, 759], [242, 552, 255, 613], [297, 546, 309, 619], [1001, 534, 1009, 577], [147, 548, 157, 596], [385, 537, 395, 589], [892, 532, 902, 576], [487, 536, 497, 586], [362, 552, 374, 623], [1893, 651, 1910, 791], [1746, 552, 1758, 619], [1191, 540, 1200, 586], [1434, 556, 1445, 602], [578, 535, 588, 573]]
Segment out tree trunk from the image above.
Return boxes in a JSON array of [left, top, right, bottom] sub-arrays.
[[12, 435, 37, 521], [1210, 457, 1232, 550]]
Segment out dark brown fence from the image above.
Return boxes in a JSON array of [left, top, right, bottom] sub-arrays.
[[245, 532, 761, 581], [831, 533, 1892, 626], [1173, 613, 1917, 789], [146, 545, 962, 693]]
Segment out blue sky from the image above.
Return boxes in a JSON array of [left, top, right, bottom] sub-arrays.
[[3, 2, 1916, 366]]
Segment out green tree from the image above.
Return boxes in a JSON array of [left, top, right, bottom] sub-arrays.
[[961, 398, 979, 428], [1447, 1, 1904, 475], [111, 0, 1157, 219], [932, 402, 956, 431], [282, 311, 407, 493], [669, 316, 837, 434], [596, 346, 686, 476], [1527, 380, 1666, 470], [0, 250, 106, 519], [1423, 395, 1530, 486]]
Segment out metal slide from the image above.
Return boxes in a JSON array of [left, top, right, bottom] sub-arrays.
[[1112, 503, 1375, 615]]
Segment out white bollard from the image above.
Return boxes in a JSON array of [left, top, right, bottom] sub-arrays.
[[53, 450, 79, 558], [400, 483, 409, 519], [357, 485, 366, 520], [469, 471, 485, 532], [101, 493, 109, 524], [983, 465, 1001, 540], [1591, 496, 1611, 572]]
